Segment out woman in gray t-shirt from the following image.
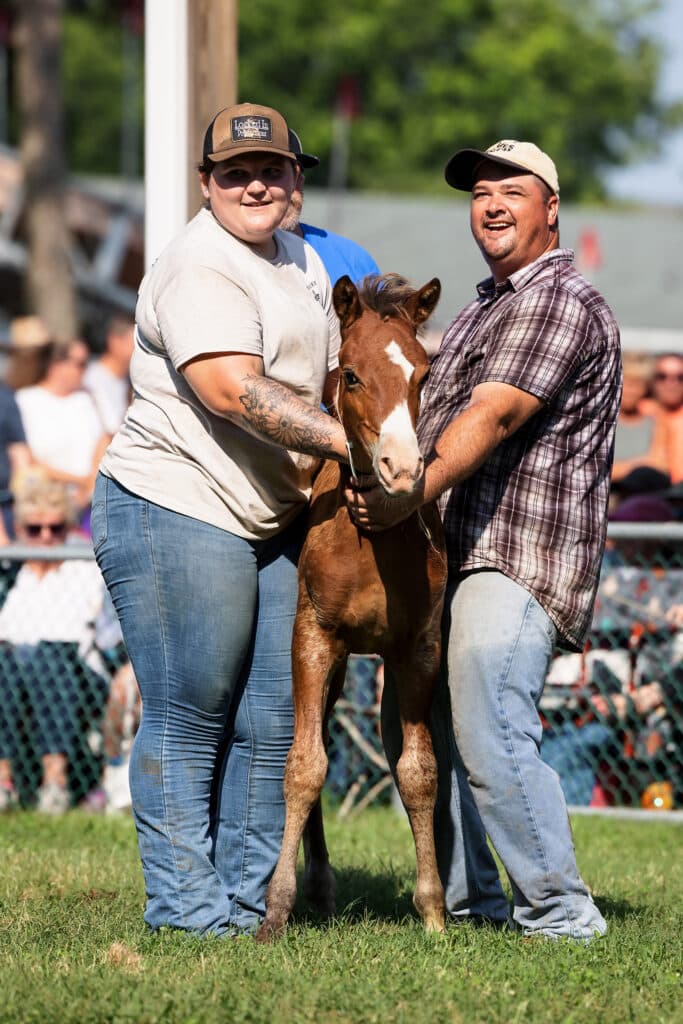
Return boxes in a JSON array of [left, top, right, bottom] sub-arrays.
[[92, 103, 348, 937]]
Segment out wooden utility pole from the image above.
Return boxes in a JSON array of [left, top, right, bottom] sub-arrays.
[[13, 0, 78, 341], [186, 0, 237, 218]]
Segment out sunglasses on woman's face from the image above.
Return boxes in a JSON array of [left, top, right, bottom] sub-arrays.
[[655, 372, 683, 383], [24, 522, 67, 538]]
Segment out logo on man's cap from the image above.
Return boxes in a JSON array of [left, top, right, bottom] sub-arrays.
[[231, 116, 273, 143]]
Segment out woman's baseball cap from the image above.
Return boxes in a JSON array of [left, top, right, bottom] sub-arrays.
[[445, 139, 560, 195], [203, 103, 298, 163]]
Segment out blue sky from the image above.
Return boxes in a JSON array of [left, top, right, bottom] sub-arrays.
[[605, 0, 683, 205]]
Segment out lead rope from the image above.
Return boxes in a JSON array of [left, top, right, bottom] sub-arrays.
[[346, 439, 360, 486], [417, 506, 446, 564], [417, 508, 432, 543]]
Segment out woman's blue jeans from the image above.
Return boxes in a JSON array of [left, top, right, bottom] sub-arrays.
[[91, 474, 301, 936]]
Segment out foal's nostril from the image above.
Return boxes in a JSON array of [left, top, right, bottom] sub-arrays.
[[380, 454, 423, 482], [380, 455, 395, 479]]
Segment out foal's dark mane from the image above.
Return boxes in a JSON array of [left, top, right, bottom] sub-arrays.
[[357, 273, 417, 322]]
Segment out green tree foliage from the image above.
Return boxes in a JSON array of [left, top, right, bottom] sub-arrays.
[[61, 2, 143, 177], [33, 0, 680, 199], [239, 0, 682, 200]]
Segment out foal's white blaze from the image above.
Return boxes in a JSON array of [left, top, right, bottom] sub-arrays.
[[385, 340, 415, 383], [376, 400, 423, 493]]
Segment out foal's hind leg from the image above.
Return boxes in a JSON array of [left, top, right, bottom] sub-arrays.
[[388, 655, 445, 932], [302, 797, 336, 917], [255, 609, 344, 944]]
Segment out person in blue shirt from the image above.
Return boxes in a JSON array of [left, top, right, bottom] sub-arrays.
[[281, 130, 380, 285], [0, 382, 32, 544]]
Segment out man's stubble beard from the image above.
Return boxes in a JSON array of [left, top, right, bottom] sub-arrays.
[[279, 189, 304, 233]]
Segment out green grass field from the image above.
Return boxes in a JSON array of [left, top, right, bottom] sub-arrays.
[[1, 807, 682, 1024]]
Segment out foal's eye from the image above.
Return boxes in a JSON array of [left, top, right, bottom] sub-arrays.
[[343, 369, 360, 388]]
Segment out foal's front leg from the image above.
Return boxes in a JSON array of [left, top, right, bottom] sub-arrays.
[[388, 654, 445, 932], [255, 606, 344, 943]]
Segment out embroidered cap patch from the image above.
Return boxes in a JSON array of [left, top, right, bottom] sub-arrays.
[[231, 116, 273, 143]]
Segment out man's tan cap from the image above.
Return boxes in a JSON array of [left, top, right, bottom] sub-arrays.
[[203, 103, 297, 163], [445, 139, 560, 195]]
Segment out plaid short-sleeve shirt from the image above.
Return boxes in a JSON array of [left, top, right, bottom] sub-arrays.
[[418, 249, 622, 650]]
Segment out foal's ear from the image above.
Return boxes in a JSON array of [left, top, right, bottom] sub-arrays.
[[333, 275, 363, 330], [405, 278, 441, 326]]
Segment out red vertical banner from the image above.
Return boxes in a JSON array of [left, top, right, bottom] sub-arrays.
[[335, 76, 361, 120], [123, 0, 145, 35], [577, 227, 602, 272], [0, 9, 11, 47]]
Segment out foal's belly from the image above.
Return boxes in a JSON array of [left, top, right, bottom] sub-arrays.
[[307, 575, 391, 650]]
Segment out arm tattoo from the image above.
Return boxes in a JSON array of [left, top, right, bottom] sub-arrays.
[[238, 375, 343, 459]]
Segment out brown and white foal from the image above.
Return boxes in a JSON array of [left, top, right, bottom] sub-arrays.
[[256, 274, 447, 942]]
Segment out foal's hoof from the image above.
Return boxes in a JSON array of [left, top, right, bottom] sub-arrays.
[[254, 919, 285, 944], [306, 891, 336, 919], [423, 909, 446, 933]]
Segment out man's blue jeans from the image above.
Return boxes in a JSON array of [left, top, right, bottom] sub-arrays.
[[91, 474, 301, 936], [383, 570, 607, 940]]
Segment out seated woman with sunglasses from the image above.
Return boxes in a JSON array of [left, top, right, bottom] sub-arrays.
[[645, 353, 683, 486], [13, 336, 110, 527], [0, 477, 110, 813], [611, 352, 670, 491]]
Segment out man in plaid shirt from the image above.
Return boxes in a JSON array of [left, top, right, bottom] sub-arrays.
[[350, 140, 620, 940]]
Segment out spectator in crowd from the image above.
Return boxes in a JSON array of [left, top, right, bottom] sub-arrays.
[[83, 315, 135, 435], [281, 130, 380, 285], [540, 644, 677, 810], [0, 381, 32, 545], [15, 336, 109, 524], [5, 315, 52, 391], [99, 658, 140, 813], [350, 139, 618, 940], [643, 352, 683, 485], [611, 351, 669, 489], [0, 478, 110, 813], [92, 103, 348, 936], [540, 653, 619, 808], [1, 318, 49, 543]]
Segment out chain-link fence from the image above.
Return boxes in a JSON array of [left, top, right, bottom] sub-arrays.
[[1, 525, 682, 816], [540, 523, 683, 813]]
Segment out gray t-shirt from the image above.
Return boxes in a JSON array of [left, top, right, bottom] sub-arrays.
[[101, 208, 340, 540]]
